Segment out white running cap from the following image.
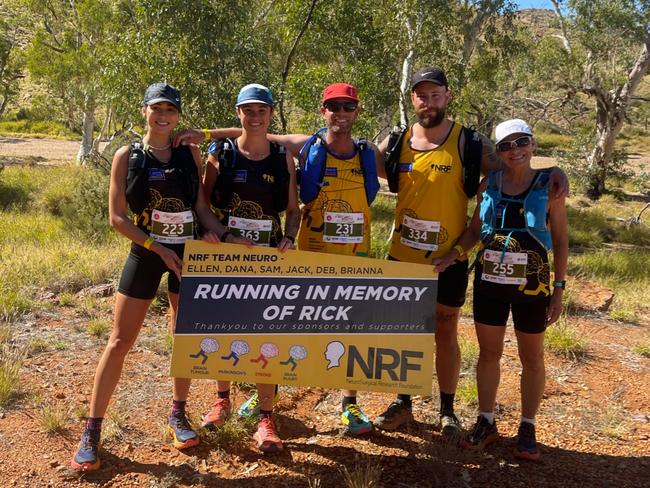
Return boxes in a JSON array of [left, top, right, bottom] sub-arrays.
[[494, 119, 533, 144]]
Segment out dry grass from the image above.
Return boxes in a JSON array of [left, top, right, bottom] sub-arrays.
[[340, 455, 383, 488]]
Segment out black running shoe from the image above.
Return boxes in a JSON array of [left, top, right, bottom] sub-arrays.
[[459, 415, 499, 450]]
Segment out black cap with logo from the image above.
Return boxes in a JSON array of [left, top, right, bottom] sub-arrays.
[[410, 66, 448, 90], [143, 83, 182, 111]]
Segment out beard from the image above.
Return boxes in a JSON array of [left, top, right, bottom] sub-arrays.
[[418, 107, 446, 128]]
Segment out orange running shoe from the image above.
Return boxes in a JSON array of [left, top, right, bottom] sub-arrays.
[[253, 417, 283, 453], [202, 397, 231, 430]]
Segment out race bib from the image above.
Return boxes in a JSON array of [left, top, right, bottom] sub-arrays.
[[323, 212, 364, 243], [151, 210, 194, 244], [400, 215, 440, 251], [481, 249, 528, 285], [228, 216, 272, 246]]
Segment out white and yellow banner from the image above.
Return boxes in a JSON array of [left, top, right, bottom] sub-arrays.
[[170, 240, 438, 394]]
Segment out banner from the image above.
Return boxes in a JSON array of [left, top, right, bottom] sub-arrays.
[[170, 240, 437, 394]]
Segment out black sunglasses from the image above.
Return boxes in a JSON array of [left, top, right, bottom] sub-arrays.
[[496, 136, 532, 152], [324, 101, 358, 112]]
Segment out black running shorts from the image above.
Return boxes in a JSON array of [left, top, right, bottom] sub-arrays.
[[473, 289, 549, 334], [117, 243, 184, 300], [388, 256, 469, 308]]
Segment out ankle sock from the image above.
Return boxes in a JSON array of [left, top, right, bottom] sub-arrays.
[[259, 409, 273, 420], [171, 400, 186, 413], [521, 416, 536, 426], [217, 390, 230, 399], [440, 391, 455, 415], [342, 396, 357, 409], [85, 417, 103, 431], [397, 394, 412, 407], [480, 411, 495, 424]]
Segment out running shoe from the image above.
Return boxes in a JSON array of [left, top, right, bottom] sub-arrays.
[[440, 412, 462, 438], [202, 397, 231, 429], [253, 417, 283, 453], [513, 421, 540, 461], [70, 428, 101, 471], [341, 404, 373, 435], [374, 399, 414, 431], [237, 391, 280, 418], [167, 409, 200, 449], [459, 415, 499, 450]]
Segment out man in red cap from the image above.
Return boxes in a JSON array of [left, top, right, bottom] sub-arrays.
[[174, 82, 380, 436]]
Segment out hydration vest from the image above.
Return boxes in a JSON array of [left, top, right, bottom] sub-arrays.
[[384, 124, 482, 198], [209, 139, 290, 212], [298, 128, 380, 205], [479, 169, 553, 252], [125, 143, 199, 215]]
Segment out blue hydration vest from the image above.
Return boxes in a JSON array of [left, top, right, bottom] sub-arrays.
[[298, 128, 380, 205], [479, 169, 553, 252]]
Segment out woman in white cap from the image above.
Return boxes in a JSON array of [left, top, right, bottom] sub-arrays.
[[434, 118, 568, 461], [199, 83, 299, 453], [71, 83, 247, 471]]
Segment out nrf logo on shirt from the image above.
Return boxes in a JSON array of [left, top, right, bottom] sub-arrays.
[[430, 164, 452, 173]]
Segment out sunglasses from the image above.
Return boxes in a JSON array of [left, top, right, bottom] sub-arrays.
[[324, 101, 358, 112], [496, 136, 532, 152]]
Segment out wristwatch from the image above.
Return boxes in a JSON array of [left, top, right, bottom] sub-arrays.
[[552, 280, 566, 289]]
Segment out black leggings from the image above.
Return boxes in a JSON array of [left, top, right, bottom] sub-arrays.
[[117, 243, 184, 300]]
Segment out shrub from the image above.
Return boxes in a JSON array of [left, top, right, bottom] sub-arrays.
[[60, 167, 111, 238]]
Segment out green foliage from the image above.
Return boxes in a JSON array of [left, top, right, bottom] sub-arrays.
[[459, 335, 480, 373], [59, 167, 111, 238], [632, 341, 650, 358], [0, 345, 22, 407], [38, 402, 68, 434], [545, 318, 587, 360], [0, 120, 78, 139], [369, 193, 396, 259], [87, 318, 111, 338], [200, 415, 255, 450]]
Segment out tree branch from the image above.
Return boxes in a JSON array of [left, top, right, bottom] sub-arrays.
[[550, 0, 572, 54]]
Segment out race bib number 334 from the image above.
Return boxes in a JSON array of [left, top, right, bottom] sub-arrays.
[[400, 215, 440, 251], [481, 250, 528, 285]]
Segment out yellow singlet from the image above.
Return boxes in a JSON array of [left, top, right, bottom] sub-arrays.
[[297, 151, 371, 256], [389, 122, 469, 263]]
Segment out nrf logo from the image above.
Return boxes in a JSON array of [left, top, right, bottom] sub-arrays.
[[430, 164, 452, 173]]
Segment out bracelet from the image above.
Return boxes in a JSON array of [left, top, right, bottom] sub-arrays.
[[143, 236, 155, 250], [552, 280, 566, 289], [453, 244, 464, 256], [201, 128, 211, 141], [284, 235, 295, 244], [220, 230, 232, 242]]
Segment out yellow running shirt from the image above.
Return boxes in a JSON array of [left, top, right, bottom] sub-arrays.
[[388, 122, 468, 263], [298, 151, 371, 256]]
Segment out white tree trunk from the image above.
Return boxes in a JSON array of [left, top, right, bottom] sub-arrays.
[[76, 95, 95, 165]]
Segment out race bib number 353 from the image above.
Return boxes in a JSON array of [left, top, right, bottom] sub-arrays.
[[151, 210, 194, 244], [323, 212, 364, 243], [228, 216, 272, 246], [481, 249, 528, 285], [400, 215, 440, 251]]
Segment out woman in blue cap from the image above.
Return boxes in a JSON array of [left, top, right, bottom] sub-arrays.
[[71, 83, 248, 471], [436, 118, 568, 461], [200, 83, 299, 453]]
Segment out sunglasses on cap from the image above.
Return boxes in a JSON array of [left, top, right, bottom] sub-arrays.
[[323, 101, 358, 112], [496, 136, 532, 153]]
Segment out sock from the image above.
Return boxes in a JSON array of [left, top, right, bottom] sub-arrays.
[[440, 392, 455, 415], [171, 400, 186, 413], [85, 417, 103, 431], [259, 409, 273, 420], [397, 394, 412, 407], [521, 416, 536, 426], [217, 389, 230, 399], [342, 396, 357, 410], [480, 411, 495, 424]]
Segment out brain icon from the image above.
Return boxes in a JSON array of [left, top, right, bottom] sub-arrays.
[[260, 342, 279, 358], [289, 345, 307, 360], [231, 340, 250, 356], [200, 338, 219, 353]]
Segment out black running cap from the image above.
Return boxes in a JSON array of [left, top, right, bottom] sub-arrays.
[[143, 83, 182, 111], [411, 66, 448, 90]]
